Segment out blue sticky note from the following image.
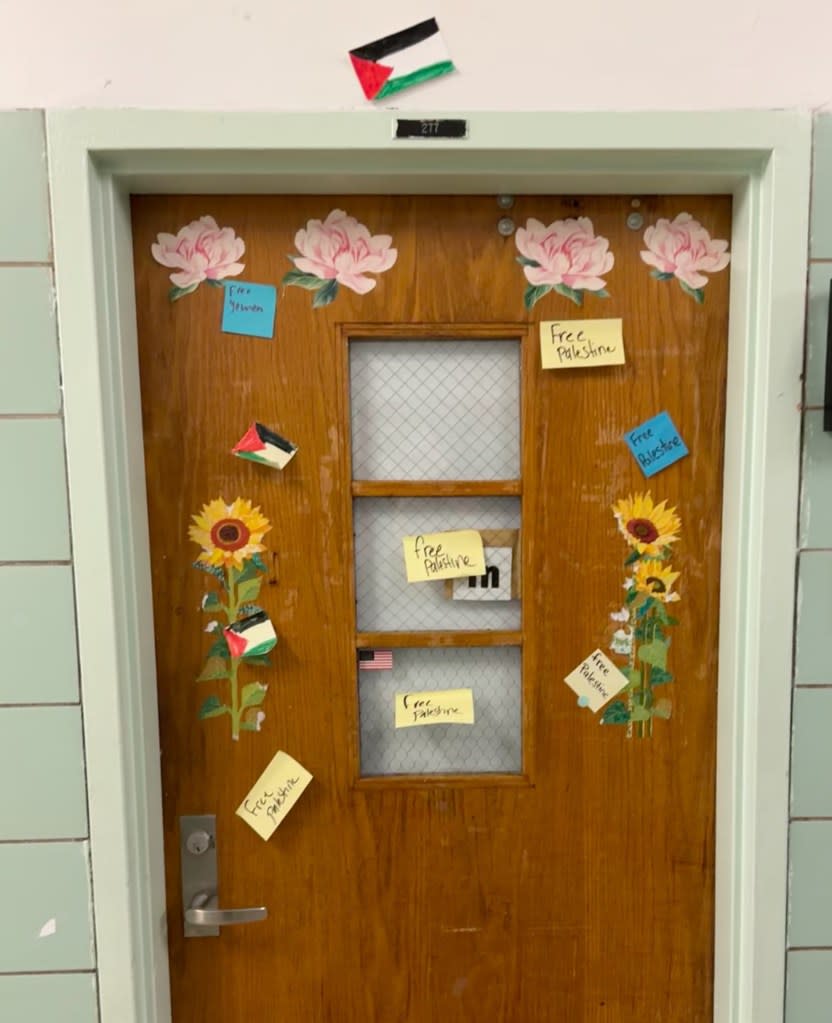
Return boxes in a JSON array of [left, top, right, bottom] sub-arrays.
[[221, 281, 277, 339], [623, 411, 688, 478]]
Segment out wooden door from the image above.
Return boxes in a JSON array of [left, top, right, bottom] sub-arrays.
[[131, 194, 730, 1022]]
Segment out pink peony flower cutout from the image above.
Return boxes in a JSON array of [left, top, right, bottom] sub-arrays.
[[283, 209, 397, 307], [640, 213, 730, 301], [515, 216, 614, 308], [151, 215, 245, 299]]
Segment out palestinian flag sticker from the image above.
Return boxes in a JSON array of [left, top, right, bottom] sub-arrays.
[[349, 17, 456, 102], [233, 422, 297, 470], [225, 611, 278, 659]]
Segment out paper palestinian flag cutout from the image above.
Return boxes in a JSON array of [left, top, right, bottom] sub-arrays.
[[233, 422, 297, 470], [225, 611, 278, 659], [349, 17, 455, 101]]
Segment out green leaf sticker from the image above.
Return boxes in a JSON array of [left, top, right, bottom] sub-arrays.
[[169, 282, 200, 302], [638, 639, 667, 670], [648, 667, 673, 686], [201, 592, 222, 612], [624, 549, 641, 566], [282, 268, 326, 290], [207, 635, 231, 659], [238, 603, 264, 617], [205, 279, 225, 288], [198, 695, 230, 720], [630, 705, 651, 722], [192, 561, 227, 587], [679, 280, 705, 304], [250, 553, 268, 573], [241, 682, 268, 709], [523, 283, 553, 310], [553, 282, 583, 306], [312, 279, 339, 308], [197, 656, 230, 682], [243, 654, 272, 667], [600, 700, 630, 725], [237, 577, 262, 604], [516, 255, 541, 267], [651, 270, 675, 281]]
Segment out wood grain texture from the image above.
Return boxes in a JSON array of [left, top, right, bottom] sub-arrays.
[[131, 194, 730, 1022]]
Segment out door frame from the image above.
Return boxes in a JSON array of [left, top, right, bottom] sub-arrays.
[[46, 110, 810, 1023]]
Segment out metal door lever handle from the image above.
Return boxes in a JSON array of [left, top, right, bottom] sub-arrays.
[[185, 891, 267, 927]]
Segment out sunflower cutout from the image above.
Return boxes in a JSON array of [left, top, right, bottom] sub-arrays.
[[188, 497, 277, 741], [189, 497, 270, 569], [633, 560, 680, 603], [612, 492, 680, 557], [600, 492, 683, 738]]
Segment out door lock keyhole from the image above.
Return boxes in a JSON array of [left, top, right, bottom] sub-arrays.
[[185, 829, 213, 856]]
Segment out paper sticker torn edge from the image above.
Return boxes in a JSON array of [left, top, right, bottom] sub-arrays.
[[233, 422, 297, 470]]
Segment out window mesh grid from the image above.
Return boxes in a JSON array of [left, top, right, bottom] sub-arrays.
[[354, 497, 521, 632], [358, 646, 522, 775], [350, 339, 521, 481]]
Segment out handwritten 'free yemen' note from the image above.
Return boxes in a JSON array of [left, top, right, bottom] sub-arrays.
[[395, 688, 475, 728], [402, 529, 485, 582], [236, 750, 313, 841], [539, 318, 625, 369], [563, 649, 630, 713]]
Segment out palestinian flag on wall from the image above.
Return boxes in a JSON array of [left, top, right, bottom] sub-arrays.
[[225, 611, 278, 659], [233, 422, 297, 470], [349, 18, 455, 102]]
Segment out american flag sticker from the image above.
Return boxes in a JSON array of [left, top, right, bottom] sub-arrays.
[[359, 649, 393, 671]]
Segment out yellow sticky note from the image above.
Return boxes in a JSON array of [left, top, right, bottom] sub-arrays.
[[236, 750, 313, 841], [395, 688, 475, 728], [540, 319, 625, 369], [564, 649, 630, 713], [402, 529, 485, 582]]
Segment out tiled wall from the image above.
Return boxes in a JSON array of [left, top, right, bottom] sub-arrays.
[[0, 113, 98, 1021], [786, 113, 832, 1021]]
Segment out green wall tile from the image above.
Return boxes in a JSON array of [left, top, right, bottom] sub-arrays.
[[0, 565, 78, 703], [789, 821, 832, 946], [812, 114, 832, 260], [0, 707, 87, 839], [0, 419, 70, 561], [0, 841, 94, 971], [794, 548, 832, 683], [786, 951, 832, 1023], [0, 268, 60, 413], [795, 552, 832, 683], [800, 412, 832, 547], [0, 112, 50, 263], [805, 264, 832, 409], [791, 688, 832, 816], [0, 972, 97, 1023]]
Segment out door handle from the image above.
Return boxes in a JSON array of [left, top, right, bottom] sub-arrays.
[[180, 814, 269, 937], [185, 891, 267, 928]]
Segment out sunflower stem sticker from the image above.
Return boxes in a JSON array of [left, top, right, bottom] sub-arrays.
[[639, 212, 730, 304], [189, 498, 276, 740], [601, 493, 682, 738], [281, 209, 397, 308]]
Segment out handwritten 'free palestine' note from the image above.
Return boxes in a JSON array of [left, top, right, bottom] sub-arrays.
[[395, 688, 475, 728], [623, 410, 688, 478], [402, 530, 485, 582], [564, 649, 630, 713], [539, 319, 625, 369], [236, 750, 313, 841]]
